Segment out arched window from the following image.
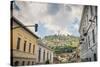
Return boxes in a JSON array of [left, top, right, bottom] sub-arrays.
[[38, 48, 41, 62], [16, 37, 21, 50]]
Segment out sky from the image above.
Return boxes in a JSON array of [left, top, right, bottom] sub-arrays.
[[13, 1, 83, 38]]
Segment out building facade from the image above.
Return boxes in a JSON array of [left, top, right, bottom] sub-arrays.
[[11, 1, 53, 66], [79, 5, 97, 62], [11, 17, 39, 66], [36, 40, 53, 64]]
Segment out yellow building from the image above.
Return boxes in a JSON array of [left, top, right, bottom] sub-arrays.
[[11, 16, 39, 66]]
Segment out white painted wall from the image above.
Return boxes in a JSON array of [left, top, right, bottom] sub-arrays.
[[36, 44, 53, 64]]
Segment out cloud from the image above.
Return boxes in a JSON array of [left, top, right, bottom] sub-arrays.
[[47, 3, 62, 15], [13, 1, 83, 37]]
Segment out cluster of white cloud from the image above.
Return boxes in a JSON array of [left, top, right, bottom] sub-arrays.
[[13, 1, 83, 37]]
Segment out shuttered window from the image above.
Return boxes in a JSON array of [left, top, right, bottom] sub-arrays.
[[17, 37, 21, 49]]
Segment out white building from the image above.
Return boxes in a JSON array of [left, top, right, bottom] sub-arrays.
[[79, 5, 97, 62], [36, 40, 53, 64]]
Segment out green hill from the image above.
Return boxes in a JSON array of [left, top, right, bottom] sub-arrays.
[[41, 34, 79, 54]]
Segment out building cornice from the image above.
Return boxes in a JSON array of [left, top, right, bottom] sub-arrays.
[[11, 16, 39, 39]]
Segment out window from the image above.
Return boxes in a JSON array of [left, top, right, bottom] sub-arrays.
[[89, 58, 91, 61], [87, 15, 88, 24], [27, 61, 30, 65], [23, 41, 26, 51], [14, 61, 19, 66], [50, 53, 51, 61], [22, 61, 25, 65], [86, 37, 88, 49], [88, 36, 90, 47], [90, 6, 93, 16], [86, 58, 88, 61], [94, 53, 97, 61], [95, 6, 97, 16], [92, 29, 95, 43], [95, 6, 97, 25], [33, 45, 35, 54], [32, 61, 34, 65], [17, 37, 21, 49], [43, 50, 45, 61], [38, 48, 41, 62], [47, 52, 49, 60], [29, 43, 31, 52]]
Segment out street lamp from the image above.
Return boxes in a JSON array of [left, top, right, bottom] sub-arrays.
[[13, 24, 38, 32], [35, 24, 38, 32], [12, 17, 38, 32]]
